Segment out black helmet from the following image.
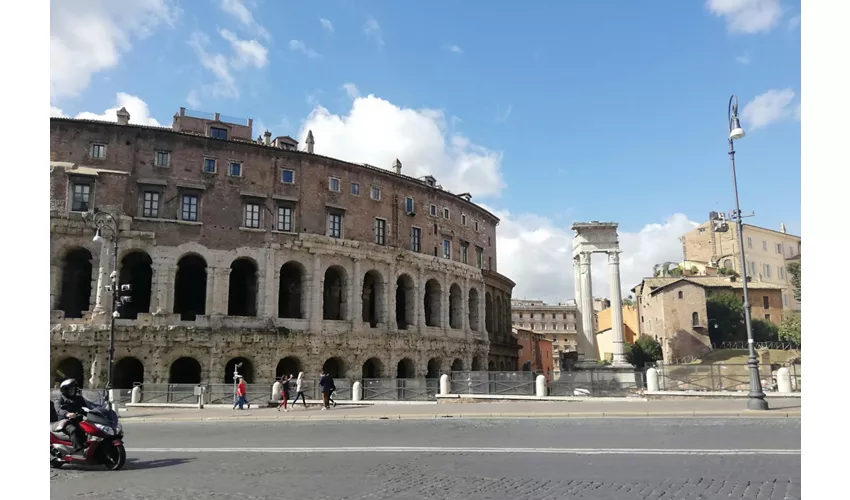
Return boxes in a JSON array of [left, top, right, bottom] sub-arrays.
[[59, 379, 80, 398]]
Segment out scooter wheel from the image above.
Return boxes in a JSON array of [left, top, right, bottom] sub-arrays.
[[100, 443, 127, 471], [50, 460, 64, 469]]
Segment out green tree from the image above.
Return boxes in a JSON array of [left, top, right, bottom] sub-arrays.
[[750, 318, 779, 342], [787, 261, 801, 302], [706, 292, 745, 345], [625, 335, 663, 367], [779, 312, 801, 345]]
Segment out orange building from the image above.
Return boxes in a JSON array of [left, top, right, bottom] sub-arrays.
[[514, 327, 555, 377], [595, 305, 640, 362]]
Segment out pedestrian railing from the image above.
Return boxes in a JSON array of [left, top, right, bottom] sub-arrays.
[[655, 363, 774, 392], [548, 371, 644, 397], [789, 363, 801, 392], [361, 378, 438, 401], [449, 371, 536, 396]]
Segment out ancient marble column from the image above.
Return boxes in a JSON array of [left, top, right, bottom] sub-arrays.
[[578, 252, 598, 361], [608, 251, 629, 366], [462, 277, 471, 332], [386, 261, 397, 332]]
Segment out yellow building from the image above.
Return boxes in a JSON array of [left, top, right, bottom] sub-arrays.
[[595, 306, 639, 361]]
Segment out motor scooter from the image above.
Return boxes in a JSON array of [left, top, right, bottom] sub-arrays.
[[50, 404, 126, 470]]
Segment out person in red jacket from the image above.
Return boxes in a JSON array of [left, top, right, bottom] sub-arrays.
[[233, 377, 249, 410]]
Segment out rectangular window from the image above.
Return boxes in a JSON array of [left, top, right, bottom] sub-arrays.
[[229, 162, 242, 177], [461, 213, 467, 225], [443, 239, 452, 259], [329, 177, 341, 192], [749, 261, 756, 275], [488, 256, 493, 270], [762, 240, 768, 251], [776, 243, 783, 254], [443, 207, 450, 219], [277, 206, 293, 232], [328, 213, 342, 238], [350, 182, 361, 196], [782, 293, 789, 307], [281, 169, 295, 184], [142, 191, 160, 218], [763, 263, 772, 279], [70, 182, 91, 212], [180, 194, 199, 221], [244, 202, 261, 228], [778, 267, 785, 280], [90, 143, 106, 159], [203, 158, 217, 174], [747, 237, 752, 249], [460, 241, 469, 264], [370, 185, 381, 201], [763, 296, 770, 309], [374, 218, 386, 245], [411, 227, 421, 252], [429, 204, 437, 216], [405, 196, 415, 214], [476, 246, 484, 268], [154, 150, 170, 167], [474, 221, 480, 232], [210, 127, 228, 140], [764, 314, 771, 322]]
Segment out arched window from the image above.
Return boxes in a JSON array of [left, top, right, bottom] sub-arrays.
[[677, 291, 684, 299], [691, 311, 700, 326]]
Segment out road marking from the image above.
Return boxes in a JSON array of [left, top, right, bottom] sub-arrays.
[[127, 447, 800, 456]]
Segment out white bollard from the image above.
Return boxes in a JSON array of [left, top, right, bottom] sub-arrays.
[[352, 381, 362, 402], [439, 374, 450, 396], [535, 375, 546, 398], [646, 368, 660, 392], [272, 381, 282, 402], [195, 385, 205, 409], [131, 386, 141, 404], [776, 367, 792, 394], [108, 389, 119, 411]]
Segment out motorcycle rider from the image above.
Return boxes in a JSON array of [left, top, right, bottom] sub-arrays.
[[56, 379, 96, 457]]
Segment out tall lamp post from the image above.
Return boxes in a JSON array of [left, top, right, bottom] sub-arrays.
[[727, 95, 769, 411]]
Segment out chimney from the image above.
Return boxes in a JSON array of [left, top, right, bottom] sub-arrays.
[[116, 107, 130, 125], [306, 130, 315, 154], [263, 130, 271, 146], [780, 222, 787, 234], [393, 158, 402, 174]]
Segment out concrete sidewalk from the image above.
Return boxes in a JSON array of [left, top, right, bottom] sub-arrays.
[[119, 398, 801, 423]]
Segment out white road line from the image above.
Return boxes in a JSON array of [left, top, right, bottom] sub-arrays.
[[126, 447, 800, 456]]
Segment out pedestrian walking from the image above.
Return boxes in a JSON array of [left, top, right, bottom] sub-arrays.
[[233, 376, 249, 410], [319, 372, 335, 410], [291, 372, 307, 408], [277, 374, 292, 412]]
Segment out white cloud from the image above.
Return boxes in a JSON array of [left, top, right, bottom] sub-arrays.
[[446, 44, 464, 55], [289, 40, 321, 59], [55, 92, 162, 126], [706, 0, 783, 34], [341, 83, 361, 99], [320, 18, 334, 33], [491, 211, 699, 303], [298, 94, 505, 198], [735, 53, 751, 65], [219, 29, 268, 68], [50, 0, 178, 101], [219, 0, 270, 40], [188, 31, 239, 100], [363, 16, 384, 48], [741, 88, 797, 130]]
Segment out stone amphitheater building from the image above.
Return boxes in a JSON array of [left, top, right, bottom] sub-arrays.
[[50, 107, 519, 389]]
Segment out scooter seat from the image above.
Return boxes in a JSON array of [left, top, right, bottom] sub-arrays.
[[51, 421, 70, 439]]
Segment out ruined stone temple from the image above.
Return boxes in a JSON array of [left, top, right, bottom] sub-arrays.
[[49, 107, 519, 387]]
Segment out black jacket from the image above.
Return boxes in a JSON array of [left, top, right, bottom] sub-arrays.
[[57, 394, 94, 420], [320, 375, 336, 393]]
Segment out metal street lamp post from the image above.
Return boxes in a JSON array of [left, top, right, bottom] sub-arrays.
[[727, 95, 769, 411]]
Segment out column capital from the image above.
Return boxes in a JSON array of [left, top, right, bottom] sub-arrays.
[[578, 252, 591, 265], [607, 251, 621, 264]]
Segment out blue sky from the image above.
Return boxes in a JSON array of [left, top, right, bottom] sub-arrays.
[[50, 0, 801, 301]]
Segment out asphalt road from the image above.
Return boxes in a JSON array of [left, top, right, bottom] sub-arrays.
[[50, 418, 801, 500]]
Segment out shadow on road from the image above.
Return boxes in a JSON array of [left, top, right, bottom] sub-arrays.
[[124, 457, 194, 470]]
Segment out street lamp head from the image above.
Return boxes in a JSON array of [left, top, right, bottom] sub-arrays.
[[729, 117, 746, 141], [93, 228, 103, 243]]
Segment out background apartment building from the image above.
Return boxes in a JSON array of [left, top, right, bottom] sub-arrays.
[[511, 299, 578, 376], [680, 221, 801, 311]]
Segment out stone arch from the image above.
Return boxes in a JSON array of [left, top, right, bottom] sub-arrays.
[[362, 357, 384, 378], [118, 250, 153, 319], [362, 269, 386, 328], [278, 261, 307, 319], [224, 356, 254, 383], [499, 360, 507, 371], [228, 257, 258, 317], [169, 357, 202, 384], [692, 311, 700, 327], [450, 358, 464, 372], [723, 259, 733, 269], [449, 283, 463, 329], [485, 292, 494, 336], [55, 357, 84, 387], [323, 265, 348, 321], [396, 358, 415, 378], [471, 356, 483, 371], [58, 248, 93, 318], [495, 296, 503, 335], [113, 357, 144, 388], [488, 360, 495, 371], [468, 287, 480, 331], [174, 254, 207, 321], [426, 358, 442, 378], [322, 357, 345, 378], [276, 357, 302, 379], [395, 273, 416, 330], [424, 278, 442, 327]]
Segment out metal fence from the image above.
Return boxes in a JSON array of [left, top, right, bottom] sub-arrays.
[[655, 363, 776, 392], [450, 371, 536, 396], [789, 363, 801, 391], [548, 370, 645, 397], [362, 379, 439, 401], [716, 341, 800, 350]]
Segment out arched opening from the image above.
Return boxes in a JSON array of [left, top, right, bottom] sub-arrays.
[[276, 357, 302, 379], [362, 270, 385, 328], [678, 290, 684, 299], [228, 258, 258, 317], [495, 296, 503, 335], [58, 248, 93, 318], [468, 288, 480, 331], [424, 279, 442, 327], [450, 358, 464, 372], [118, 251, 152, 319], [113, 357, 144, 388], [723, 259, 733, 269], [426, 358, 441, 378], [396, 358, 415, 379], [169, 357, 202, 384], [395, 274, 415, 330], [278, 261, 306, 319], [449, 283, 463, 329], [692, 311, 700, 327], [362, 357, 383, 379], [174, 255, 207, 321], [322, 357, 345, 378], [323, 266, 348, 320], [485, 292, 494, 337], [499, 361, 506, 371], [224, 357, 254, 383], [55, 357, 84, 387], [488, 360, 495, 371], [471, 356, 483, 371]]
